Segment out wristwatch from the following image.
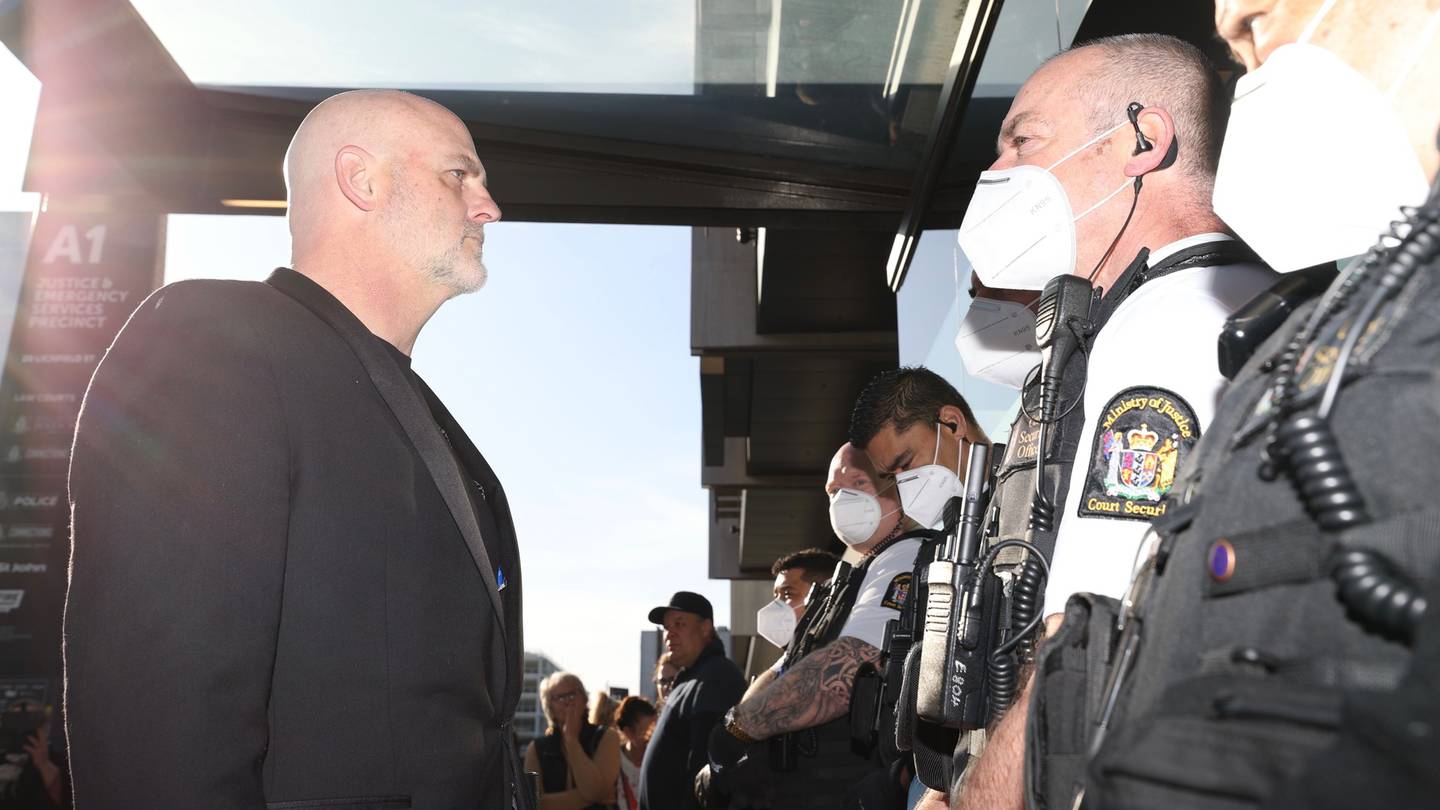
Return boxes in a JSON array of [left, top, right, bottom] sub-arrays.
[[723, 708, 757, 743]]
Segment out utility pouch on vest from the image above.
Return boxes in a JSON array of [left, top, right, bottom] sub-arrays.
[[896, 642, 961, 791], [1024, 592, 1120, 810], [1083, 673, 1343, 810], [859, 536, 942, 766], [849, 660, 883, 756], [769, 730, 798, 772]]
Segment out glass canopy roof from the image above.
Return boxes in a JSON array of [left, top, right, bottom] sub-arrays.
[[129, 0, 698, 95], [128, 0, 996, 171]]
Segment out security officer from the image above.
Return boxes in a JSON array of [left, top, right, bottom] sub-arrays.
[[702, 440, 950, 809], [1060, 1, 1440, 808], [916, 33, 1279, 808]]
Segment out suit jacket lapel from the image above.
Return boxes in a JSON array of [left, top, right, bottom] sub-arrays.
[[264, 268, 508, 640], [414, 377, 525, 708]]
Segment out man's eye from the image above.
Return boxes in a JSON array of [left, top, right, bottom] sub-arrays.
[[450, 169, 466, 180]]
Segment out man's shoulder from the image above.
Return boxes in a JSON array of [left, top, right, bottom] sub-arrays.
[[149, 276, 279, 308], [1115, 261, 1277, 332], [874, 536, 923, 566], [851, 540, 921, 619], [126, 278, 292, 334], [691, 651, 745, 695], [121, 277, 331, 357]]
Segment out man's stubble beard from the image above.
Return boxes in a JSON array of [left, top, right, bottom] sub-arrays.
[[384, 174, 489, 298], [422, 237, 487, 297]]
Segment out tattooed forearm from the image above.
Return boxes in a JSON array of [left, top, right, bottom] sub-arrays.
[[733, 636, 880, 739]]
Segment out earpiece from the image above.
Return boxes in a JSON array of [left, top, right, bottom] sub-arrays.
[[942, 421, 959, 434], [1126, 102, 1154, 154]]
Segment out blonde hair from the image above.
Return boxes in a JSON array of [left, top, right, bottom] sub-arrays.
[[589, 690, 620, 727], [538, 671, 585, 728]]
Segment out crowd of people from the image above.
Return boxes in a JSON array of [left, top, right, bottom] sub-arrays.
[[49, 0, 1438, 807]]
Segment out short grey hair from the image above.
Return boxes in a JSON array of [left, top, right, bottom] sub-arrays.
[[1055, 33, 1228, 189], [539, 671, 585, 728]]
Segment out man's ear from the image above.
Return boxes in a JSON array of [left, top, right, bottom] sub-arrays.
[[1124, 107, 1178, 177], [937, 405, 969, 439], [335, 145, 379, 212]]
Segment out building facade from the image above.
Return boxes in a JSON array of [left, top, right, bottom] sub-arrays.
[[516, 651, 563, 746]]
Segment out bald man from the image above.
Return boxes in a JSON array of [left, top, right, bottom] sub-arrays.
[[64, 91, 526, 809]]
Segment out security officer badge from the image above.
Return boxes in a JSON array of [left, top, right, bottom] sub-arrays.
[[881, 573, 912, 610], [1078, 386, 1199, 522]]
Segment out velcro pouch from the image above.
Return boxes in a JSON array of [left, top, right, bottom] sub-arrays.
[[1024, 592, 1121, 810], [1085, 673, 1341, 810], [896, 644, 961, 791]]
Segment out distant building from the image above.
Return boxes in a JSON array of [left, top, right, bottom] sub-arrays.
[[517, 651, 562, 745], [638, 630, 662, 702]]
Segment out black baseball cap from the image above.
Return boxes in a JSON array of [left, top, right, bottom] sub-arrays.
[[647, 591, 714, 625]]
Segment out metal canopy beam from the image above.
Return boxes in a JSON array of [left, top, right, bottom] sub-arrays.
[[19, 0, 925, 227], [884, 0, 1008, 292]]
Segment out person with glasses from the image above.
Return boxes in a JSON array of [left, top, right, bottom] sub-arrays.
[[653, 654, 679, 707], [524, 673, 621, 810]]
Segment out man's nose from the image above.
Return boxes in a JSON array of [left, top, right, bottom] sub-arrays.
[[988, 153, 1016, 171], [469, 188, 502, 224]]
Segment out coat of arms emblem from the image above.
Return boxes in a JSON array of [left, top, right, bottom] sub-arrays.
[[1100, 422, 1180, 501]]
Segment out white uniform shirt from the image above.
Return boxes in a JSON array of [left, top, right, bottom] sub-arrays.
[[837, 537, 922, 648], [1041, 234, 1277, 615]]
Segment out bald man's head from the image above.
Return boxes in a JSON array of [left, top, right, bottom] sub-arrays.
[[284, 90, 501, 298], [826, 442, 903, 550]]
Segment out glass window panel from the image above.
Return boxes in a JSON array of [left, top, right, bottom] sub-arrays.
[[896, 228, 1019, 440]]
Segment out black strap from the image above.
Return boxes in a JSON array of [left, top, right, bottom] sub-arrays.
[[784, 530, 938, 670], [1091, 240, 1262, 337], [992, 238, 1258, 568]]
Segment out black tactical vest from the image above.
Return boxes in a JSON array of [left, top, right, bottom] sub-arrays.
[[1079, 198, 1440, 808], [742, 531, 933, 810]]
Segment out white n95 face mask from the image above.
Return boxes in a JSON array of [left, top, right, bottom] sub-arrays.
[[895, 424, 967, 529], [1212, 0, 1435, 273], [829, 482, 900, 547], [958, 122, 1132, 290], [956, 297, 1040, 389], [755, 598, 798, 648]]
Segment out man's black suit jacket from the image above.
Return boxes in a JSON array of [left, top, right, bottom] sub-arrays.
[[64, 268, 527, 810]]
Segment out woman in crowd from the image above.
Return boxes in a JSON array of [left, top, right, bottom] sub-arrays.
[[588, 691, 619, 730], [611, 696, 657, 810], [652, 653, 678, 707], [523, 672, 621, 810]]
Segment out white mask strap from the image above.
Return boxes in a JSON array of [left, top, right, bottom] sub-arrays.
[[931, 422, 943, 465], [1297, 0, 1340, 45], [1386, 8, 1440, 98], [1045, 121, 1127, 172], [956, 437, 971, 477], [1073, 176, 1133, 222]]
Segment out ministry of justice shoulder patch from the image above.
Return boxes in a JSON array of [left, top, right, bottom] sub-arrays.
[[1078, 386, 1200, 522], [880, 573, 912, 611]]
